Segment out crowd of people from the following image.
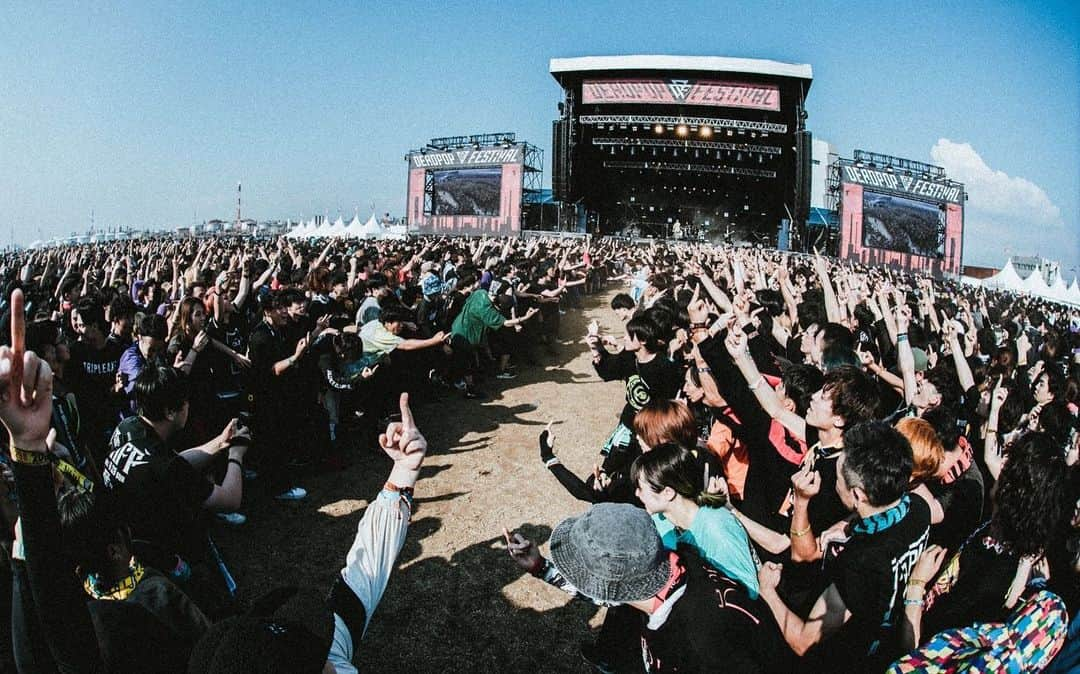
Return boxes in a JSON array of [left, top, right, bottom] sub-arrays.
[[0, 232, 1076, 672], [506, 244, 1080, 672]]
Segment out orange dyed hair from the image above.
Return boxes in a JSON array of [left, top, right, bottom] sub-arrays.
[[896, 417, 944, 485], [633, 399, 698, 450]]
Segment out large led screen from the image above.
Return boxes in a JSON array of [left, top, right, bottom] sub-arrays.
[[861, 191, 944, 258], [432, 168, 503, 217]]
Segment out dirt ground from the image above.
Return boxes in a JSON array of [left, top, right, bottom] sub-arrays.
[[216, 290, 627, 672]]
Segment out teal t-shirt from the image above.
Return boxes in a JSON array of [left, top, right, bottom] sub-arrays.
[[652, 506, 759, 598]]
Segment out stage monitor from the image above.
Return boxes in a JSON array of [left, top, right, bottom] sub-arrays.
[[432, 168, 502, 216], [836, 159, 964, 276], [861, 191, 944, 258], [406, 144, 526, 236]]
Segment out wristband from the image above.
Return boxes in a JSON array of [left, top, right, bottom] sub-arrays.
[[228, 458, 243, 470], [10, 443, 50, 466], [544, 457, 561, 468], [897, 333, 909, 343], [986, 428, 997, 434], [383, 481, 415, 499], [749, 375, 767, 391], [903, 598, 925, 607], [907, 577, 928, 587], [696, 366, 712, 374]]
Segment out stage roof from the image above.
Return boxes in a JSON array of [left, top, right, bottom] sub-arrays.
[[550, 55, 813, 84]]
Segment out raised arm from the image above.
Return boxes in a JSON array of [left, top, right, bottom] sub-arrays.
[[896, 304, 917, 406], [943, 323, 976, 392], [725, 326, 807, 441], [812, 253, 842, 323], [984, 380, 1007, 480], [0, 290, 107, 672]]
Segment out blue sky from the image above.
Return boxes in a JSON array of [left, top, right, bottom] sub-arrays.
[[1, 1, 1076, 270]]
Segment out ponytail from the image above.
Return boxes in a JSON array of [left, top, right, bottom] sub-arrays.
[[696, 490, 728, 509], [631, 442, 723, 507]]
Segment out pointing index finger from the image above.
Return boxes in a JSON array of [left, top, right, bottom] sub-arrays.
[[398, 392, 415, 430], [9, 289, 24, 400]]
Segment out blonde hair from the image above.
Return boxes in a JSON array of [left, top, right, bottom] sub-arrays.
[[896, 417, 944, 485]]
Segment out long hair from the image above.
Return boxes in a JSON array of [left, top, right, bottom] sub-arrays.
[[633, 399, 698, 450], [631, 442, 727, 508], [991, 432, 1070, 557], [174, 296, 204, 342]]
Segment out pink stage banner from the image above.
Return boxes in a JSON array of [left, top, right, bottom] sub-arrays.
[[582, 79, 780, 111], [838, 182, 964, 275]]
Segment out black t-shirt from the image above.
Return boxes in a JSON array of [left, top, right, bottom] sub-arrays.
[[247, 321, 286, 397], [206, 315, 249, 398], [928, 459, 985, 554], [594, 350, 683, 429], [68, 337, 127, 445], [807, 495, 931, 672], [642, 549, 795, 673], [102, 417, 214, 560]]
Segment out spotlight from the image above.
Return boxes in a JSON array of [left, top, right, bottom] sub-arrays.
[[885, 166, 894, 173], [700, 126, 712, 138], [676, 125, 689, 137], [473, 142, 481, 150], [654, 124, 664, 134]]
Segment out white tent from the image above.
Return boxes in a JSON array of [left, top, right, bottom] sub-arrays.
[[287, 220, 311, 238], [1069, 279, 1080, 304], [981, 259, 1026, 292], [343, 213, 365, 238], [320, 216, 344, 238], [1048, 274, 1071, 304], [1022, 270, 1051, 295], [309, 218, 330, 238], [358, 213, 384, 239]]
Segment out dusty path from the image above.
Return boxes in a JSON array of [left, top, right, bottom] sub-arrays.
[[218, 290, 627, 672]]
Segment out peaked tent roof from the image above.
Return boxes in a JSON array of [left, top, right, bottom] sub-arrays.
[[981, 259, 1026, 292], [1022, 270, 1051, 294], [344, 213, 365, 238], [1048, 274, 1070, 303], [1068, 279, 1080, 304], [323, 216, 347, 237], [359, 212, 384, 239]]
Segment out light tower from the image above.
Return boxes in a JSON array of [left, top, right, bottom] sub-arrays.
[[235, 182, 242, 230]]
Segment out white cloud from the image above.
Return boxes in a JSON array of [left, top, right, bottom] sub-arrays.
[[928, 139, 1077, 267], [930, 138, 1062, 225]]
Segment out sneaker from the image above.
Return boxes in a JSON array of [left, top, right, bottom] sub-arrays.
[[579, 642, 615, 674], [216, 512, 247, 526], [495, 371, 517, 380], [274, 487, 308, 501]]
